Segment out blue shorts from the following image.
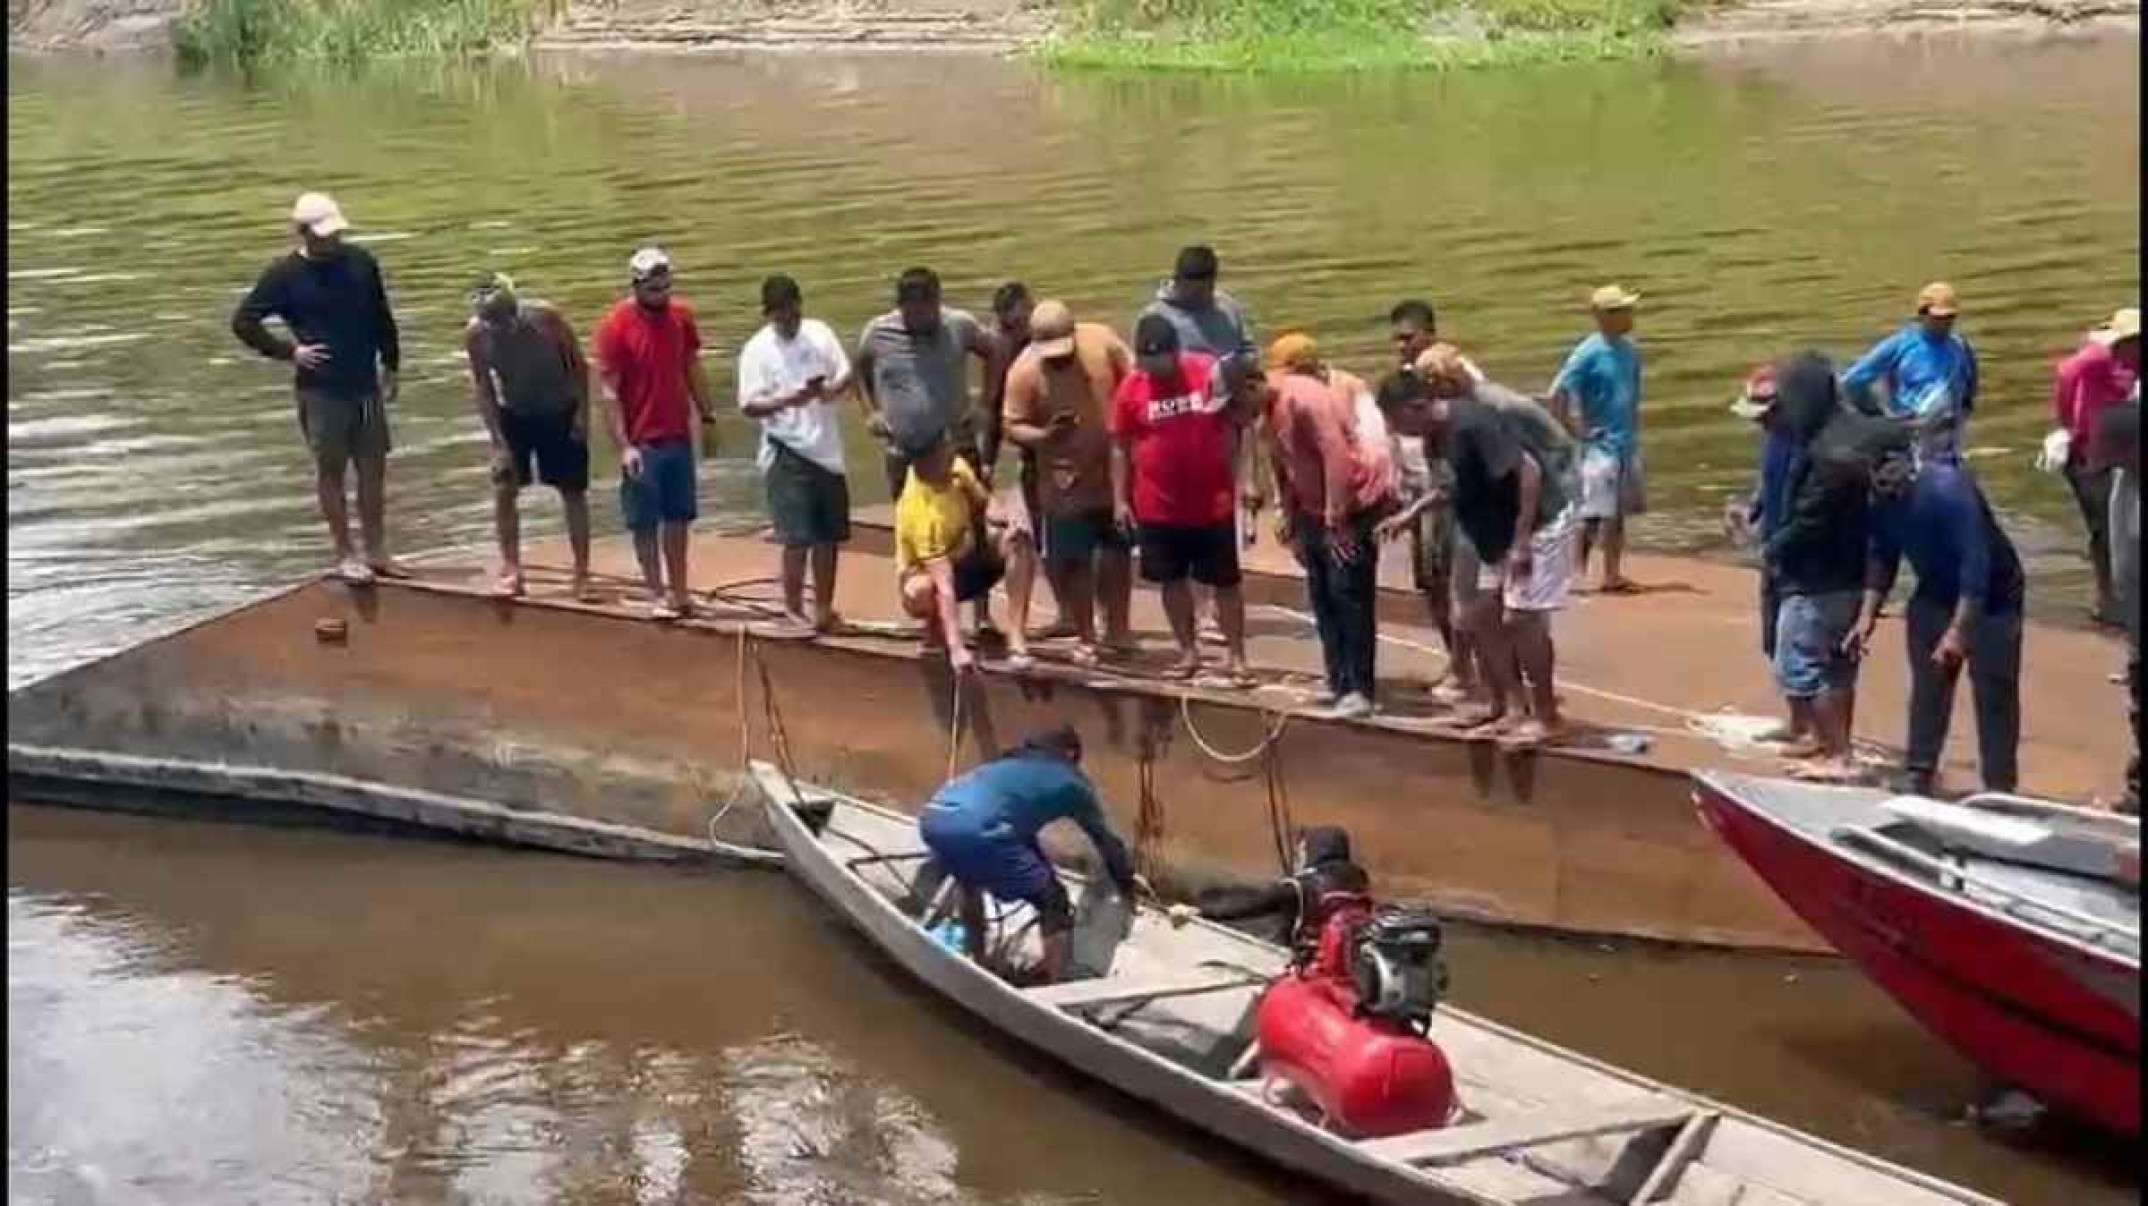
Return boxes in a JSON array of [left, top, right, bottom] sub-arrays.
[[620, 438, 697, 532], [919, 807, 1055, 906], [1773, 590, 1862, 699]]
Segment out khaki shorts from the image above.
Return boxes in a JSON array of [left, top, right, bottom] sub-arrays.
[[297, 388, 391, 465]]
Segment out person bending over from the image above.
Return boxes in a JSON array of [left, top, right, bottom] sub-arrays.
[[918, 725, 1139, 984]]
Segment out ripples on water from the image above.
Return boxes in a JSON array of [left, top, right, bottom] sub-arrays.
[[6, 39, 2140, 686], [8, 808, 1308, 1204]]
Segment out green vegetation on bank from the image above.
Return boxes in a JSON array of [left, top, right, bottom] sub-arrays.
[[1039, 0, 1685, 71], [173, 0, 548, 69]]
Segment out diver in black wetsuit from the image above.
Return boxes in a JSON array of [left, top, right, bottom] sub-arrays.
[[1169, 826, 1370, 956]]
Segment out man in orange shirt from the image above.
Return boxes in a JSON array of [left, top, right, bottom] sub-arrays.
[[1003, 300, 1135, 666], [1263, 333, 1397, 718]]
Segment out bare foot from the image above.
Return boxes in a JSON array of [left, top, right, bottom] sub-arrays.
[[1223, 660, 1258, 688], [571, 573, 598, 604], [367, 557, 413, 580], [1778, 738, 1823, 762], [491, 568, 525, 599], [1599, 577, 1642, 595], [1791, 757, 1862, 783], [1030, 618, 1080, 641], [1499, 718, 1562, 750], [813, 610, 844, 635], [1454, 708, 1511, 736], [1162, 655, 1202, 680]]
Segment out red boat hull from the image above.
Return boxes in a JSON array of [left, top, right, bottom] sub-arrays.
[[1695, 781, 2140, 1136]]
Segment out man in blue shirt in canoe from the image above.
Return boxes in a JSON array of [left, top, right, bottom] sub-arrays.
[[1550, 284, 1646, 594], [1847, 453, 2025, 795], [918, 725, 1142, 983], [1841, 282, 1979, 462]]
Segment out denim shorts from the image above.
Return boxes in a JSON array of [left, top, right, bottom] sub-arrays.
[[1772, 590, 1862, 699], [620, 438, 697, 532]]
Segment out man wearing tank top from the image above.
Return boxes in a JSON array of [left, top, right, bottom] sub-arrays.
[[464, 272, 593, 602]]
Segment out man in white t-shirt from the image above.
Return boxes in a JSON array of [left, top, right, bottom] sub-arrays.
[[739, 274, 854, 633]]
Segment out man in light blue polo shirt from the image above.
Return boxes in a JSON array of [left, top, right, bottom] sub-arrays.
[[1550, 284, 1645, 594], [1841, 281, 1979, 461]]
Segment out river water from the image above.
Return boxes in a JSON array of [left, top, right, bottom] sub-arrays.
[[6, 35, 2140, 1205]]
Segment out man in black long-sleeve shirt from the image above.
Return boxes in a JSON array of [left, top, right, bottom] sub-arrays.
[[231, 192, 403, 584], [1760, 351, 1897, 783]]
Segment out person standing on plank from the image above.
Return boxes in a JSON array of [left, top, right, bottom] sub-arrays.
[[1387, 346, 1578, 748], [592, 246, 717, 621], [738, 273, 854, 634], [1724, 364, 1807, 749], [465, 272, 594, 601], [917, 725, 1141, 985], [2049, 306, 2140, 627], [2094, 393, 2140, 813], [1002, 299, 1136, 666], [1382, 299, 1482, 703], [988, 280, 1071, 636], [1264, 333, 1397, 719], [1137, 245, 1260, 641], [1111, 314, 1254, 683], [1762, 352, 1896, 783], [1549, 284, 1645, 595], [232, 192, 404, 585], [1847, 454, 2025, 795]]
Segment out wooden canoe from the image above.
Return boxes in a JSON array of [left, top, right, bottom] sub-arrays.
[[753, 760, 1998, 1206]]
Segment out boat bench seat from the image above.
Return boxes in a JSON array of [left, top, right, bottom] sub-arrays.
[[1024, 969, 1264, 1011], [1361, 1099, 1694, 1167]]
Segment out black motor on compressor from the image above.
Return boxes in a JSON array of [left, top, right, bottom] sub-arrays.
[[1347, 906, 1448, 1033]]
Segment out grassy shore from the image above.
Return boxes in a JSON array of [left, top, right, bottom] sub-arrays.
[[173, 0, 548, 68], [1038, 0, 1687, 70]]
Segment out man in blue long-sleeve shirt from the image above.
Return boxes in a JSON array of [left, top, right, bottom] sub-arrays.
[[1849, 456, 2025, 794], [919, 725, 1139, 983]]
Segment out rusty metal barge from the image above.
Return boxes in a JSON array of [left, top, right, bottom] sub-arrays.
[[7, 512, 2130, 954]]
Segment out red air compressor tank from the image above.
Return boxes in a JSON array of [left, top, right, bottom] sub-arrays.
[[1254, 974, 1456, 1138]]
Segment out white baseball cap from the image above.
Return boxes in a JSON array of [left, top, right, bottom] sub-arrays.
[[291, 192, 349, 237], [629, 246, 673, 280]]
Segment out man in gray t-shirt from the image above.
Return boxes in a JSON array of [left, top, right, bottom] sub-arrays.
[[856, 267, 1003, 502]]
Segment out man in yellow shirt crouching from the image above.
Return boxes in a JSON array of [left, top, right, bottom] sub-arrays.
[[895, 429, 1039, 673]]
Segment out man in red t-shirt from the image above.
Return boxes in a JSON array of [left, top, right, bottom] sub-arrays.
[[593, 247, 717, 620], [1110, 314, 1253, 683]]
